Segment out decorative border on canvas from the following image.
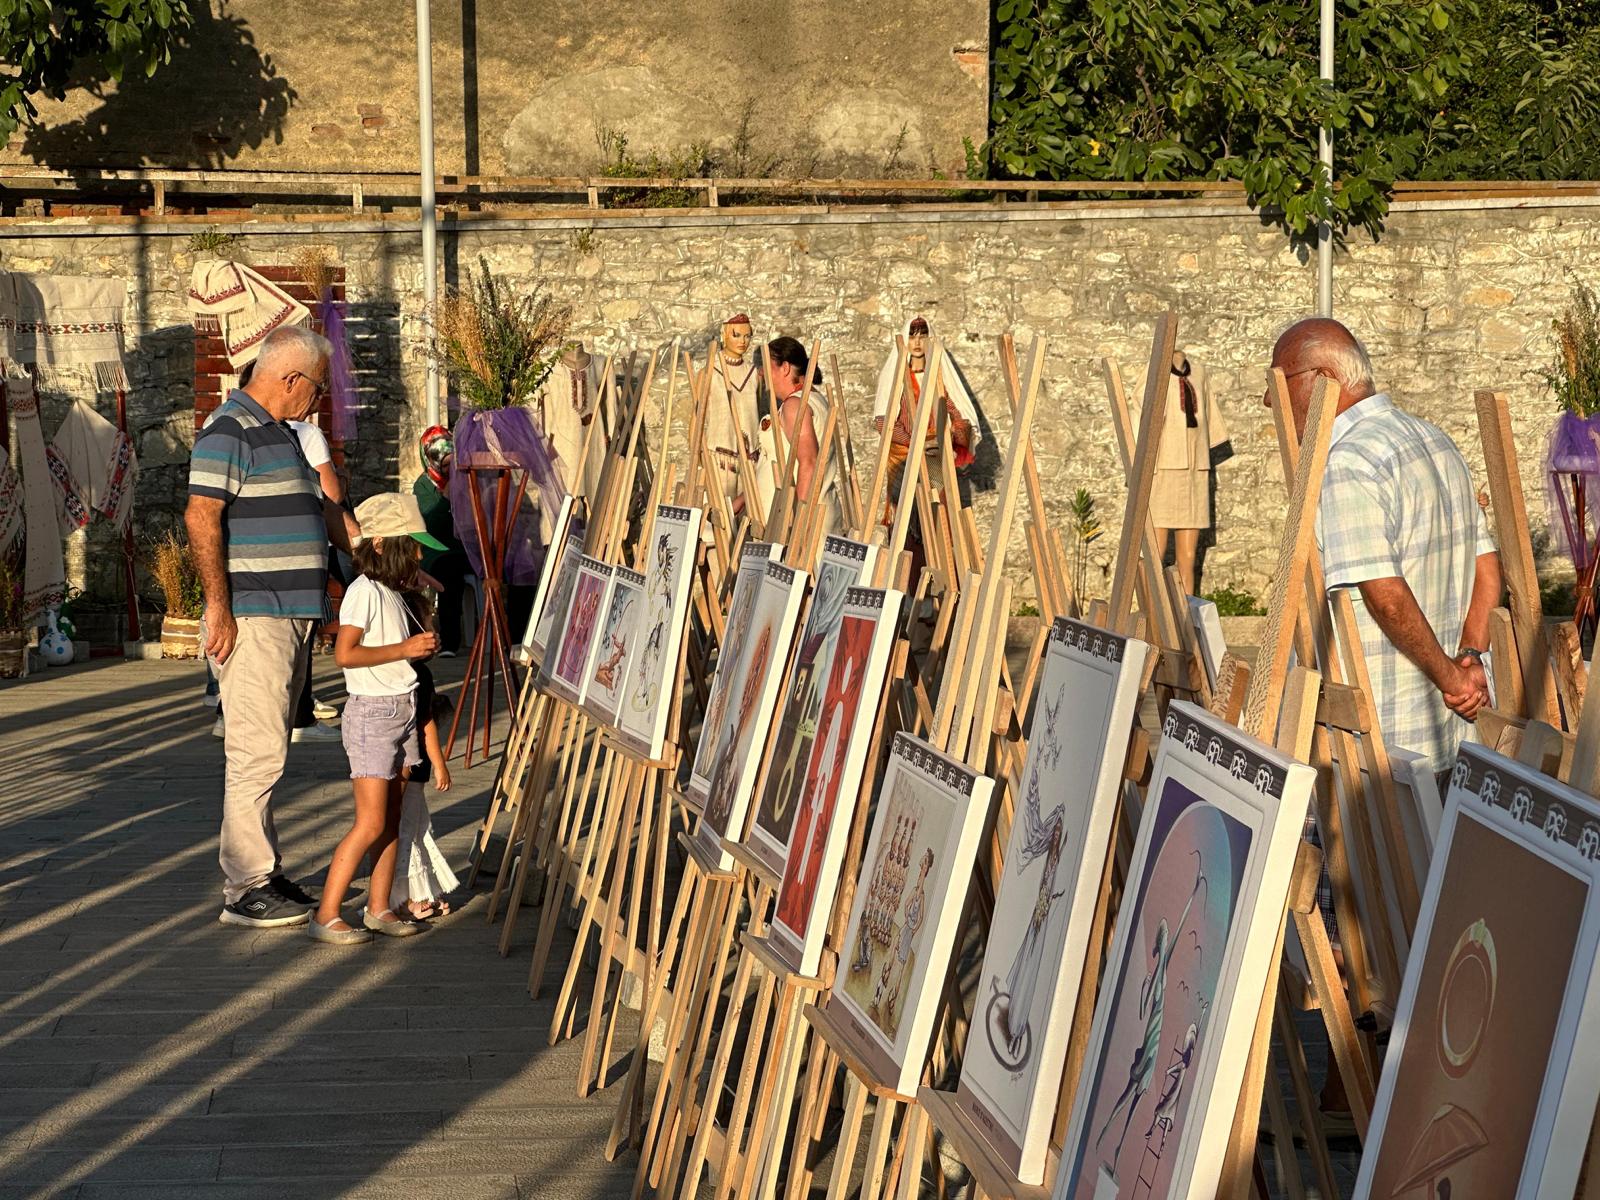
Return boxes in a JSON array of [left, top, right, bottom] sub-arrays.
[[657, 503, 694, 523], [1049, 616, 1128, 664], [766, 561, 797, 586], [822, 535, 870, 563], [890, 731, 978, 798], [844, 586, 885, 612], [1161, 707, 1288, 801], [577, 555, 614, 577], [740, 540, 773, 564], [1451, 744, 1600, 864], [615, 566, 645, 588]]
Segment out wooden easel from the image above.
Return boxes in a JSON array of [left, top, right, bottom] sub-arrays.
[[607, 339, 862, 1192], [774, 337, 1045, 1200], [483, 347, 661, 933]]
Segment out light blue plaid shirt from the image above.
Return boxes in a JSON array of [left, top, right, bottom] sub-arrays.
[[1314, 394, 1496, 771]]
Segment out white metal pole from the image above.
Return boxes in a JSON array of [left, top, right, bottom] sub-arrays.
[[417, 0, 440, 425], [1317, 0, 1334, 317]]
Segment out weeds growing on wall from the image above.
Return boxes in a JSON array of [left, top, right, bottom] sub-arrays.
[[1203, 585, 1266, 617]]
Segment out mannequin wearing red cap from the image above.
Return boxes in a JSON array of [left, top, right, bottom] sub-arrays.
[[703, 314, 775, 517]]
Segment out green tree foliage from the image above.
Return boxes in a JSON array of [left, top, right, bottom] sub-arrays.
[[986, 0, 1600, 241], [0, 0, 193, 143]]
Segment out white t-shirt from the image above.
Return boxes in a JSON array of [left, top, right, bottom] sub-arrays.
[[288, 420, 332, 469], [338, 575, 418, 696]]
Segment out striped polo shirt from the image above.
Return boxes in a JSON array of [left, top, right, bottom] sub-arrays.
[[188, 389, 328, 619]]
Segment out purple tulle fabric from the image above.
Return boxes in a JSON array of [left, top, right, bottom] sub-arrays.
[[1546, 411, 1600, 569], [448, 407, 565, 586], [319, 296, 358, 442]]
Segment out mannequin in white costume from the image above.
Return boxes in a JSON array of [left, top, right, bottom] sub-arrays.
[[536, 343, 605, 502], [703, 314, 774, 518]]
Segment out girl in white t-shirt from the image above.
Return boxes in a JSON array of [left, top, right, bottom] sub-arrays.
[[310, 493, 447, 946]]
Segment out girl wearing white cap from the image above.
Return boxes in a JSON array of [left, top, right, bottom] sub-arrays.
[[310, 493, 446, 945]]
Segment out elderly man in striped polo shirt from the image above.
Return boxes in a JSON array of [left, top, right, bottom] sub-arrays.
[[186, 326, 360, 929], [1269, 318, 1502, 773]]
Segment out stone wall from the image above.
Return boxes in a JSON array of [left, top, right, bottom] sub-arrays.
[[3, 196, 1593, 615], [2, 0, 990, 180]]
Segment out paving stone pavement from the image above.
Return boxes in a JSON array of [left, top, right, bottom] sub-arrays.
[[0, 655, 637, 1200]]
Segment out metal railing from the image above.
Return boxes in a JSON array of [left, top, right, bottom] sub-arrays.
[[2, 165, 1598, 218]]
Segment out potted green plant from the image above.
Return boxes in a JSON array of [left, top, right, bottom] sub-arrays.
[[1541, 280, 1600, 633], [150, 531, 204, 658], [0, 548, 27, 679], [423, 257, 571, 586]]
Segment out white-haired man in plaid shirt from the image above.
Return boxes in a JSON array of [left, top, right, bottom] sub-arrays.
[[1269, 317, 1502, 767], [1267, 316, 1502, 1133]]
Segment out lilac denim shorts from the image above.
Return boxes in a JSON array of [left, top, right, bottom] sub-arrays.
[[342, 692, 422, 781]]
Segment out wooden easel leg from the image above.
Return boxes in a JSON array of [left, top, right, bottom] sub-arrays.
[[858, 1097, 900, 1200], [1273, 980, 1341, 1200], [680, 937, 762, 1200], [550, 757, 640, 1045], [823, 1071, 866, 1200], [496, 712, 585, 949], [608, 854, 700, 1160], [1260, 1046, 1307, 1200], [735, 982, 811, 1200], [595, 765, 658, 1090], [715, 969, 781, 1200], [580, 760, 654, 1097], [891, 1103, 929, 1200], [632, 867, 711, 1187], [785, 1042, 837, 1200], [657, 877, 743, 1188], [529, 745, 619, 998]]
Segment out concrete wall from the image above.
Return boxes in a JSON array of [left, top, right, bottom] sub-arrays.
[[4, 197, 1593, 614], [2, 0, 991, 179]]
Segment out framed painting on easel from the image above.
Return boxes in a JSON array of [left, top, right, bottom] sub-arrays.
[[770, 585, 906, 976], [581, 565, 644, 728], [954, 617, 1152, 1185], [515, 493, 579, 665], [545, 557, 613, 706], [527, 524, 586, 671], [686, 539, 782, 806], [690, 559, 810, 870], [746, 534, 878, 878], [616, 503, 703, 760], [1054, 702, 1312, 1200], [1354, 744, 1600, 1200], [827, 732, 995, 1096]]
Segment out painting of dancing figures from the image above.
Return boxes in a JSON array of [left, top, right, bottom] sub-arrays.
[[832, 733, 994, 1094], [1056, 703, 1312, 1200], [955, 618, 1150, 1184], [617, 504, 702, 758]]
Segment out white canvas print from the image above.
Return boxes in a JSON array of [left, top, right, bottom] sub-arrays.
[[1185, 595, 1225, 691], [748, 535, 877, 877], [545, 558, 613, 706], [956, 618, 1151, 1184], [530, 528, 586, 672], [690, 560, 809, 870], [582, 566, 645, 727], [687, 540, 782, 805], [518, 495, 579, 665], [1355, 745, 1600, 1200], [770, 586, 905, 977], [829, 733, 995, 1095], [617, 504, 704, 759], [1054, 702, 1312, 1200]]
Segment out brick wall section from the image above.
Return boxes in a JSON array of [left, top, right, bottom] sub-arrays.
[[1, 200, 1593, 612]]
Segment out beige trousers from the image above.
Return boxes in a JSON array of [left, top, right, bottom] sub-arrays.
[[214, 616, 313, 903]]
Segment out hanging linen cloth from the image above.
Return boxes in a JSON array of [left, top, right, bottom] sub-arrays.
[[0, 446, 22, 553], [7, 371, 66, 620], [49, 399, 138, 532], [0, 273, 129, 391], [187, 260, 308, 368]]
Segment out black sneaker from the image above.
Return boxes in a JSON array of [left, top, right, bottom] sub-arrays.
[[219, 885, 312, 928], [269, 874, 321, 906]]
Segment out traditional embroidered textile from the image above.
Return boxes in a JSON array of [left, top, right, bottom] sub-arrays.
[[187, 261, 308, 368], [0, 446, 22, 553], [7, 372, 66, 620], [50, 398, 138, 532], [0, 273, 129, 391]]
